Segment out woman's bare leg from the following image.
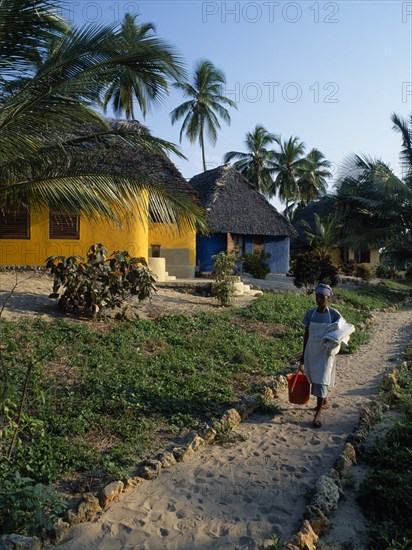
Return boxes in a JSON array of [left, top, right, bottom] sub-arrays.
[[313, 397, 326, 427]]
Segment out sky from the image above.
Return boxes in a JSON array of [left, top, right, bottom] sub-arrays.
[[67, 0, 412, 210]]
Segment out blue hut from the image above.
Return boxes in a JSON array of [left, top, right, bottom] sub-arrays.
[[190, 165, 296, 274]]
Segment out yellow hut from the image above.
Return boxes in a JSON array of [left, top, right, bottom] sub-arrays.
[[0, 120, 200, 281]]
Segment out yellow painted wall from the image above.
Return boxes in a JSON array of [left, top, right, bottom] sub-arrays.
[[149, 223, 196, 265], [328, 247, 380, 268], [0, 209, 149, 265], [347, 248, 380, 268], [329, 248, 341, 266]]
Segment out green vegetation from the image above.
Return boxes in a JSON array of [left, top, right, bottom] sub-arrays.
[[223, 125, 278, 195], [211, 251, 238, 306], [46, 244, 156, 318], [242, 249, 271, 279], [1, 0, 204, 232], [357, 345, 412, 549], [375, 264, 399, 280], [291, 252, 338, 294], [0, 284, 408, 535], [334, 284, 408, 311], [377, 278, 412, 292], [170, 59, 237, 172], [334, 113, 412, 260]]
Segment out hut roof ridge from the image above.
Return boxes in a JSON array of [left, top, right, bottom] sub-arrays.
[[189, 165, 296, 237]]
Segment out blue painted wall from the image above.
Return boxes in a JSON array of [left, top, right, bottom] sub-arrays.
[[196, 233, 227, 272], [264, 237, 290, 274], [197, 233, 290, 274]]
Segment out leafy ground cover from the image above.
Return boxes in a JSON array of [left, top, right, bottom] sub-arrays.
[[377, 278, 412, 292], [334, 283, 410, 311], [357, 343, 412, 550], [0, 285, 408, 535]]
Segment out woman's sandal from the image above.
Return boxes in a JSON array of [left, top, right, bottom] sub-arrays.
[[313, 417, 323, 428]]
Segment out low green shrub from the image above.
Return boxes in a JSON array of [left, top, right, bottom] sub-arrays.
[[375, 264, 399, 280], [291, 251, 338, 293], [242, 250, 271, 279], [0, 472, 66, 536], [354, 263, 372, 281], [339, 259, 356, 275], [46, 244, 156, 317]]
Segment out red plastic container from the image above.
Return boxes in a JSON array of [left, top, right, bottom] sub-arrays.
[[287, 373, 310, 405]]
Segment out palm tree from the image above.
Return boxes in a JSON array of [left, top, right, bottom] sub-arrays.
[[298, 213, 339, 261], [223, 125, 277, 195], [170, 60, 237, 172], [0, 0, 204, 232], [269, 136, 306, 214], [297, 148, 332, 206], [392, 112, 412, 187], [334, 113, 412, 252], [102, 14, 180, 120]]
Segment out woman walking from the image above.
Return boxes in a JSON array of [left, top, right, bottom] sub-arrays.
[[300, 283, 343, 428]]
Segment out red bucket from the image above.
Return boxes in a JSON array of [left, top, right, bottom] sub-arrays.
[[287, 373, 310, 405]]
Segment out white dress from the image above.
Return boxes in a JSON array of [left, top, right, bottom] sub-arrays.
[[304, 308, 337, 387]]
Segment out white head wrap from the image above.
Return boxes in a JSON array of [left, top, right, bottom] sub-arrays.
[[315, 283, 333, 297]]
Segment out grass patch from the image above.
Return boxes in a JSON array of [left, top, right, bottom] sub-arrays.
[[0, 285, 407, 535], [357, 345, 412, 549], [334, 283, 408, 311], [378, 278, 412, 292]]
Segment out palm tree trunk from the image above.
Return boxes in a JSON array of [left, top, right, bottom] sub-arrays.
[[200, 119, 206, 172]]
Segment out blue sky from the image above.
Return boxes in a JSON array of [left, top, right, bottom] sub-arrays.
[[68, 0, 412, 209]]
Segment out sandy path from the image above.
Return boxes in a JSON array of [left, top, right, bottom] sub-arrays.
[[53, 307, 412, 550]]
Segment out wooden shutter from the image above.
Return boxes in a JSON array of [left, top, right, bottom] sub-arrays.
[[49, 210, 80, 240], [0, 206, 30, 239]]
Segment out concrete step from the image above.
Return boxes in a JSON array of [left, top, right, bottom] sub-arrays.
[[166, 265, 195, 278]]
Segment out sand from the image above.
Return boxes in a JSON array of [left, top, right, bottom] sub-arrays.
[[1, 272, 411, 549], [0, 271, 254, 321]]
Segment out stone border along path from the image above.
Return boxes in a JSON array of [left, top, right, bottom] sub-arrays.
[[2, 305, 412, 550]]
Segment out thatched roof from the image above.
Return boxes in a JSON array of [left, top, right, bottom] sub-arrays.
[[68, 119, 198, 198], [189, 165, 296, 237]]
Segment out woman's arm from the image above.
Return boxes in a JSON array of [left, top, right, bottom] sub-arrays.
[[300, 327, 309, 365]]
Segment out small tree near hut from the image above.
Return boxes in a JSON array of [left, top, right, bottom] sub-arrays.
[[211, 251, 237, 306], [292, 212, 338, 293], [291, 251, 338, 294]]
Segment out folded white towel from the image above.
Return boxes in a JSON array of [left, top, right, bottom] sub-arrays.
[[321, 319, 355, 354]]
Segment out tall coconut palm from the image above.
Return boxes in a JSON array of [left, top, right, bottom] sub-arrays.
[[223, 125, 277, 195], [0, 0, 205, 232], [296, 148, 332, 206], [392, 112, 412, 187], [334, 113, 412, 251], [269, 136, 306, 214], [170, 60, 237, 172], [102, 14, 180, 120]]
